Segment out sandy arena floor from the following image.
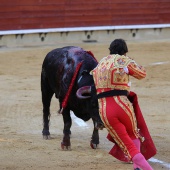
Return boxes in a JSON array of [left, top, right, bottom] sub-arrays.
[[0, 40, 170, 170]]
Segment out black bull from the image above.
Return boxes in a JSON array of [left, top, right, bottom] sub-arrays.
[[41, 46, 104, 150]]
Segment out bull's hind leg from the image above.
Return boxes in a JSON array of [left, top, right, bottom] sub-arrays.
[[41, 72, 54, 139]]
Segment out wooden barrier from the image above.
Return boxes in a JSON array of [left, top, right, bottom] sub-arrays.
[[0, 0, 170, 31]]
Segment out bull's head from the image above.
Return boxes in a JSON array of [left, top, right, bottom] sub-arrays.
[[76, 85, 104, 130]]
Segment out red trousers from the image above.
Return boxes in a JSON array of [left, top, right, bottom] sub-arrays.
[[98, 95, 141, 160], [98, 92, 157, 162]]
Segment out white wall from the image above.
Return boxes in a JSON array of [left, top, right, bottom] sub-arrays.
[[0, 25, 170, 47]]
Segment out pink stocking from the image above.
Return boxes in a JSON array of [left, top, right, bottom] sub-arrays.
[[133, 138, 140, 150], [132, 153, 153, 170], [133, 139, 141, 169]]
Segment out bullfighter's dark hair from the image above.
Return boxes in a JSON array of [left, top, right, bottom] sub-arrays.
[[109, 39, 128, 55]]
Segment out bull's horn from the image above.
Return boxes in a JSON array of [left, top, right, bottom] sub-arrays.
[[76, 86, 91, 99]]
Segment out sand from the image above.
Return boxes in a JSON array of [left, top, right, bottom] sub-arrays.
[[0, 40, 170, 170]]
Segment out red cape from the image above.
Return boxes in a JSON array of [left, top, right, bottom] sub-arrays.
[[107, 91, 157, 162]]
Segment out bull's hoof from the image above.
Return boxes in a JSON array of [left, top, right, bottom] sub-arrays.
[[61, 142, 71, 151], [42, 129, 50, 139], [43, 135, 51, 140], [90, 141, 98, 149]]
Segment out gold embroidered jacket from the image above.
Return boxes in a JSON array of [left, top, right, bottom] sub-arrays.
[[91, 54, 146, 92]]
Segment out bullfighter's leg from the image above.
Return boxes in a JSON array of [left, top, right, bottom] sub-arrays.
[[41, 73, 54, 139], [61, 107, 72, 150]]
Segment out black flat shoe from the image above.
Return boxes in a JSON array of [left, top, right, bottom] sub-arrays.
[[134, 168, 140, 170]]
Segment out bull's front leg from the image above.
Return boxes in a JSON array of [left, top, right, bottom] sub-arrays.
[[61, 108, 72, 150], [90, 119, 99, 149]]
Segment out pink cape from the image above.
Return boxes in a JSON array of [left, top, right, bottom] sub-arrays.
[[107, 91, 157, 162]]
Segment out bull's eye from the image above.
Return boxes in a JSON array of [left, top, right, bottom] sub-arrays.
[[82, 70, 88, 75]]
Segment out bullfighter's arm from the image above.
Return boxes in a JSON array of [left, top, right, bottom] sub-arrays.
[[127, 59, 146, 80]]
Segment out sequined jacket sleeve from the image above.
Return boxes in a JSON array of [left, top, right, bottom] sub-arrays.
[[127, 57, 146, 80]]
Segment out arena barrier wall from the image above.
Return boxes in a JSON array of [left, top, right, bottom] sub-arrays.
[[0, 24, 170, 47]]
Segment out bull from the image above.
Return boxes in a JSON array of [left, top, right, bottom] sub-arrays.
[[41, 46, 104, 150]]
